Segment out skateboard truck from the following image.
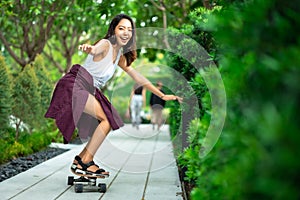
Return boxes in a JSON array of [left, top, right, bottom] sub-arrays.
[[67, 176, 107, 193]]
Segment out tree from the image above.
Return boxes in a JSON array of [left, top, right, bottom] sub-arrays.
[[131, 0, 204, 61], [32, 54, 52, 118], [0, 54, 12, 130], [0, 0, 207, 77], [12, 64, 42, 139], [137, 0, 203, 29], [0, 0, 74, 69], [41, 0, 138, 74]]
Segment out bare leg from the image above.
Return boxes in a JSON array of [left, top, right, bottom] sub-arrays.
[[157, 109, 163, 130], [74, 94, 111, 174]]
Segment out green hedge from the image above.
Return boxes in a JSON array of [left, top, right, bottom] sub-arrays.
[[0, 54, 61, 164], [0, 129, 55, 164], [0, 55, 12, 129], [167, 7, 216, 140], [168, 0, 300, 199]]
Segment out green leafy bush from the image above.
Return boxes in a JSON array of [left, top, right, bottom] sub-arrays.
[[20, 132, 51, 152], [12, 64, 42, 137], [0, 54, 12, 129], [166, 0, 300, 199], [32, 54, 53, 125], [172, 0, 300, 199], [0, 129, 54, 164], [166, 6, 217, 140], [0, 54, 62, 164]]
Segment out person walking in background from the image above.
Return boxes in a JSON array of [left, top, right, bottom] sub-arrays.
[[45, 14, 182, 178], [129, 83, 146, 129], [150, 81, 166, 131]]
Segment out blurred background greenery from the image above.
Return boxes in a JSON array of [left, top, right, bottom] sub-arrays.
[[1, 0, 300, 199]]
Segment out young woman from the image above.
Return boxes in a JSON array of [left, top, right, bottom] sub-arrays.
[[150, 81, 166, 131], [128, 83, 146, 129], [45, 14, 182, 177]]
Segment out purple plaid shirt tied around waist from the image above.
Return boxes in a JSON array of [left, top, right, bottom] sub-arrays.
[[45, 64, 124, 143]]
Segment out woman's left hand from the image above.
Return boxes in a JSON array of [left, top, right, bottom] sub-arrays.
[[162, 95, 183, 103]]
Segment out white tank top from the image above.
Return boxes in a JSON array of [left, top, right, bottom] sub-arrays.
[[82, 39, 122, 88]]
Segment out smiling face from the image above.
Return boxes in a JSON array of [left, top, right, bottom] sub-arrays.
[[114, 19, 133, 47], [104, 14, 137, 66]]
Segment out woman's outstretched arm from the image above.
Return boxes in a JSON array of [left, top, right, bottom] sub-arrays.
[[123, 66, 183, 102]]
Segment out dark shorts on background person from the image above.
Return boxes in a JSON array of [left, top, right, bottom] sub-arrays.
[[45, 64, 124, 143]]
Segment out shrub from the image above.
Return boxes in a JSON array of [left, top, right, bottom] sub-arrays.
[[166, 7, 217, 140], [167, 0, 300, 199], [12, 64, 42, 138], [180, 0, 300, 199], [0, 129, 53, 164], [32, 54, 53, 126], [0, 54, 12, 129], [20, 132, 52, 152]]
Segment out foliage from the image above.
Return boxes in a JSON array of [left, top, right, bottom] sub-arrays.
[[166, 7, 216, 139], [0, 54, 12, 129], [172, 0, 300, 199], [0, 53, 58, 163], [32, 54, 53, 125], [0, 0, 74, 68], [0, 128, 58, 164], [1, 0, 209, 78], [12, 64, 42, 138]]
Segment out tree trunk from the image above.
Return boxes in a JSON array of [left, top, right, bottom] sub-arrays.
[[15, 120, 21, 141], [150, 0, 170, 49], [203, 0, 212, 10]]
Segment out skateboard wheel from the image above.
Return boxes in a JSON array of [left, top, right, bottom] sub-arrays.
[[98, 183, 106, 193], [67, 176, 74, 185], [75, 184, 83, 193]]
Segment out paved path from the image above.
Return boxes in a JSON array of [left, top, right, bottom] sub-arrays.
[[0, 124, 184, 200]]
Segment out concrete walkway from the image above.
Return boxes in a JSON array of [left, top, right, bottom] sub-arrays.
[[0, 124, 184, 200]]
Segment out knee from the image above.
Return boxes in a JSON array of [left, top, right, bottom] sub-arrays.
[[95, 112, 105, 121], [100, 119, 111, 134]]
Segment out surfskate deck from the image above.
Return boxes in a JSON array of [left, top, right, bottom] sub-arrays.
[[67, 176, 107, 193], [71, 169, 109, 179]]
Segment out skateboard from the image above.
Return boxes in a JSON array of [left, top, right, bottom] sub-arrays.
[[67, 175, 107, 193]]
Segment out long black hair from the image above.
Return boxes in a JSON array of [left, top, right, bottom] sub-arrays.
[[103, 14, 137, 66]]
